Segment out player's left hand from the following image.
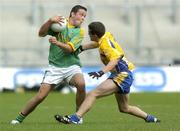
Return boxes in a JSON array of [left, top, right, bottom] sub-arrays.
[[88, 70, 104, 79], [49, 37, 58, 45]]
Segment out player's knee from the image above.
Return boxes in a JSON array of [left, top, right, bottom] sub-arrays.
[[76, 82, 85, 92], [88, 91, 99, 98], [119, 107, 129, 113]]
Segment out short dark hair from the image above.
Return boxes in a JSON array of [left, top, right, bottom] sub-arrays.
[[69, 5, 87, 17], [88, 22, 106, 38]]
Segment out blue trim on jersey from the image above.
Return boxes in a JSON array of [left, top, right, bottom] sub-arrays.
[[108, 40, 115, 48], [109, 71, 133, 94], [115, 58, 129, 73]]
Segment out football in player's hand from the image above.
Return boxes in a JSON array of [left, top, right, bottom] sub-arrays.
[[51, 18, 67, 32]]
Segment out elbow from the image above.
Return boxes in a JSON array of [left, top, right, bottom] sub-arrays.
[[63, 47, 73, 53], [38, 29, 48, 37], [64, 50, 73, 54], [38, 34, 43, 37], [67, 48, 74, 53], [38, 31, 42, 37], [67, 45, 74, 53], [38, 32, 46, 37]]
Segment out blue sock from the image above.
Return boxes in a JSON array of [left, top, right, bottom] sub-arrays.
[[145, 115, 155, 122]]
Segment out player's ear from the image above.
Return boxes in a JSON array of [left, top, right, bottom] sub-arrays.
[[94, 34, 99, 39], [70, 12, 75, 17]]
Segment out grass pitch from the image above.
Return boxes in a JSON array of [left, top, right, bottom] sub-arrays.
[[0, 92, 180, 131]]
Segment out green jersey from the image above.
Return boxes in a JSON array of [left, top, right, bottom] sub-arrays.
[[48, 20, 85, 67]]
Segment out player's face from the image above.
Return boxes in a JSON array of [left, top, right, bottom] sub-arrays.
[[88, 30, 98, 42], [71, 9, 87, 26]]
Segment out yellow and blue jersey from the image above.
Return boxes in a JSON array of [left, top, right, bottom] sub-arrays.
[[98, 32, 135, 73], [98, 32, 134, 94]]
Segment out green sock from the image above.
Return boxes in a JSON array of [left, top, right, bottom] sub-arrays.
[[15, 112, 26, 123]]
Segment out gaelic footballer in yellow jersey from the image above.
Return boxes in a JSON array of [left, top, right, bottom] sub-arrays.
[[54, 22, 160, 124], [98, 31, 135, 73], [76, 22, 136, 94]]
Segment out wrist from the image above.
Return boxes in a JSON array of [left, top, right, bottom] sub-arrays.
[[80, 45, 84, 51], [48, 18, 54, 24], [76, 45, 84, 53], [98, 70, 104, 76]]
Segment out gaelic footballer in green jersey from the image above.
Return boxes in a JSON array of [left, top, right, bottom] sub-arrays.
[[11, 5, 87, 125], [48, 20, 85, 67]]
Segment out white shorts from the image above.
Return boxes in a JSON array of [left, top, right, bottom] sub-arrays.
[[42, 65, 82, 85]]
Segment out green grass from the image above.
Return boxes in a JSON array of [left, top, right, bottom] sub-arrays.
[[0, 92, 180, 131]]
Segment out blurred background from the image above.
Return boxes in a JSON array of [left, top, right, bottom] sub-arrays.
[[0, 0, 180, 92]]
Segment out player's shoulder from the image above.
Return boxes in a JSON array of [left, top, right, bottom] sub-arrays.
[[72, 27, 85, 37], [100, 32, 112, 45], [79, 27, 85, 36], [68, 26, 85, 37]]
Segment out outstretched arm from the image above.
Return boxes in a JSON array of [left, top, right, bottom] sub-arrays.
[[82, 41, 99, 50], [101, 59, 119, 73], [88, 59, 119, 79], [77, 41, 99, 53]]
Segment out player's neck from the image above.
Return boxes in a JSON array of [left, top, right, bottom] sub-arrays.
[[69, 18, 80, 27]]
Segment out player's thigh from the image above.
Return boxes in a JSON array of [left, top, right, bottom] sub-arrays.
[[37, 83, 55, 97], [115, 93, 129, 110], [42, 65, 64, 85], [69, 73, 85, 89], [92, 79, 119, 98], [65, 65, 85, 88]]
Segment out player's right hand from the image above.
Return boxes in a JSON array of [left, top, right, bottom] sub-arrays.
[[88, 70, 104, 79], [50, 15, 65, 23]]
